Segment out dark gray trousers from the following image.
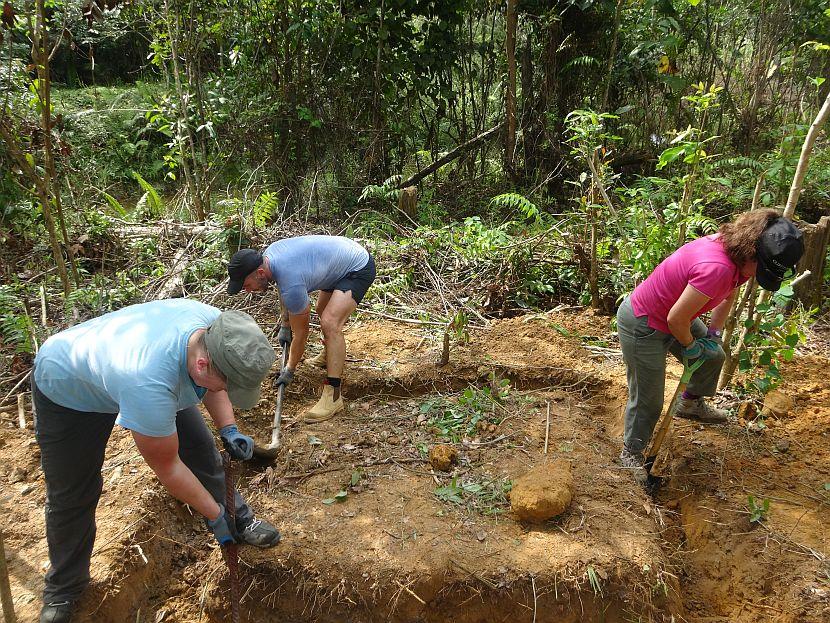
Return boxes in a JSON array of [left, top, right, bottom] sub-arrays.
[[32, 379, 252, 603], [617, 297, 725, 454]]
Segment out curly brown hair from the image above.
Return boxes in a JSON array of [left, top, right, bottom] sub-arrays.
[[718, 208, 781, 266]]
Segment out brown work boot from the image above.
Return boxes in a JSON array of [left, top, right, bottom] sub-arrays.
[[675, 397, 728, 423], [304, 384, 344, 423], [306, 347, 327, 369]]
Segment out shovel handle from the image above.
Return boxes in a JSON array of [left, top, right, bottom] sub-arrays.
[[645, 358, 705, 465], [267, 344, 290, 449]]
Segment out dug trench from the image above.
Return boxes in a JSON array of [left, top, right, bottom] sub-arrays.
[[1, 311, 827, 622]]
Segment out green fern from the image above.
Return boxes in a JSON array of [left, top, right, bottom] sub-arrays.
[[101, 191, 127, 217], [687, 212, 719, 235], [561, 55, 601, 73], [489, 192, 540, 223], [253, 191, 278, 228], [358, 175, 402, 203], [132, 171, 164, 217], [715, 156, 764, 171]]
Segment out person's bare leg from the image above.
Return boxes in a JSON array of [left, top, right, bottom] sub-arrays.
[[304, 290, 357, 422], [319, 290, 357, 390], [316, 290, 332, 317], [307, 291, 333, 367]]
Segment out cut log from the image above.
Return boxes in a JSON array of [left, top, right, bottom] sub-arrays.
[[793, 216, 830, 310], [112, 221, 221, 239], [398, 186, 417, 219]]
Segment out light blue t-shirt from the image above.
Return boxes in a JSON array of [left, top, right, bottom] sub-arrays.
[[34, 299, 220, 437], [264, 235, 369, 314]]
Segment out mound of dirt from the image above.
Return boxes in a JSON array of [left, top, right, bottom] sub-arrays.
[[510, 458, 574, 522], [428, 443, 458, 471]]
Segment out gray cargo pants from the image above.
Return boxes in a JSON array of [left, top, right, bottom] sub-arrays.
[[32, 378, 253, 603], [617, 297, 724, 454]]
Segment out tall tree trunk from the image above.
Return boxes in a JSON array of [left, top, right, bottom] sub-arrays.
[[164, 0, 206, 221], [34, 0, 79, 288], [0, 120, 70, 296], [784, 89, 830, 218], [504, 0, 518, 176], [601, 0, 624, 112]]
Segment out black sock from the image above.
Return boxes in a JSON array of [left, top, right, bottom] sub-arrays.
[[326, 377, 341, 388]]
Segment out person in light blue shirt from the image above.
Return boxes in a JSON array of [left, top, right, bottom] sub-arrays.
[[33, 300, 280, 623], [227, 235, 376, 423]]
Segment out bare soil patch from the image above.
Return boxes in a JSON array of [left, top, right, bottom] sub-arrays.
[[1, 310, 827, 622]]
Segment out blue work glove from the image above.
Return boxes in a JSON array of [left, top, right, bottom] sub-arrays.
[[277, 325, 292, 348], [206, 503, 238, 546], [219, 424, 254, 461], [273, 367, 294, 388], [681, 337, 721, 361]]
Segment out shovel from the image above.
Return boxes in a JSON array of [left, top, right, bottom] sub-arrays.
[[252, 343, 288, 461], [643, 357, 704, 495]]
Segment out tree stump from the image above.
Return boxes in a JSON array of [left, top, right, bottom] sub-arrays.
[[794, 216, 830, 310], [399, 186, 417, 220]]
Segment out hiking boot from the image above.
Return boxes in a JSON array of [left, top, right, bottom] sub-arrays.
[[40, 601, 74, 623], [237, 516, 281, 548], [675, 397, 728, 423], [304, 384, 344, 423], [619, 446, 648, 486], [306, 347, 327, 369]]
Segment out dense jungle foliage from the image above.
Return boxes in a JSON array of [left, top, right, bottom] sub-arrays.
[[1, 0, 829, 393]]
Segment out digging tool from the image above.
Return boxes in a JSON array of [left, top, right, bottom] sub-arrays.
[[0, 528, 16, 623], [643, 358, 705, 495], [252, 343, 288, 461], [221, 452, 241, 623]]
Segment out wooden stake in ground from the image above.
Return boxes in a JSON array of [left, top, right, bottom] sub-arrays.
[[0, 529, 16, 623], [16, 394, 25, 430], [543, 401, 551, 455]]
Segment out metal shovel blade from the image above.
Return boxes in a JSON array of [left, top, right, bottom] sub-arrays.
[[251, 344, 288, 462]]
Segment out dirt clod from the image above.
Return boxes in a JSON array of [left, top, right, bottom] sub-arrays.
[[510, 458, 574, 523], [762, 389, 794, 417], [429, 443, 458, 471], [775, 438, 790, 453]]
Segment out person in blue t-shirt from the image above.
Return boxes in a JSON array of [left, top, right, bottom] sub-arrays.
[[33, 300, 280, 623], [227, 235, 376, 423]]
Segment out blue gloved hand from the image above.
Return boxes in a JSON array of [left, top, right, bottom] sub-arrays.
[[277, 325, 292, 348], [681, 337, 721, 361], [273, 368, 294, 388], [206, 503, 238, 546], [219, 424, 254, 461]]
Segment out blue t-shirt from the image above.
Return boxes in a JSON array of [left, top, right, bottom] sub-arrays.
[[264, 236, 369, 314], [34, 299, 220, 437]]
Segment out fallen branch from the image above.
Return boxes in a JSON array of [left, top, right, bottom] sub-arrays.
[[395, 122, 504, 189], [155, 248, 189, 300]]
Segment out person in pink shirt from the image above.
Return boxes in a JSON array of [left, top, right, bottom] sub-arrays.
[[617, 209, 804, 485]]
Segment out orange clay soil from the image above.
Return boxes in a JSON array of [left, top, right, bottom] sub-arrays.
[[1, 310, 827, 623]]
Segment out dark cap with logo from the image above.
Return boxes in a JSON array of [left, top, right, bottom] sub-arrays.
[[227, 249, 264, 295], [205, 310, 275, 410], [755, 218, 804, 292]]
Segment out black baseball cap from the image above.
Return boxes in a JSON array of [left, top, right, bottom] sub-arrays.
[[227, 249, 263, 295], [755, 218, 804, 292]]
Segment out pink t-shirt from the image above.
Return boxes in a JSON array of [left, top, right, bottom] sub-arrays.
[[629, 234, 748, 334]]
